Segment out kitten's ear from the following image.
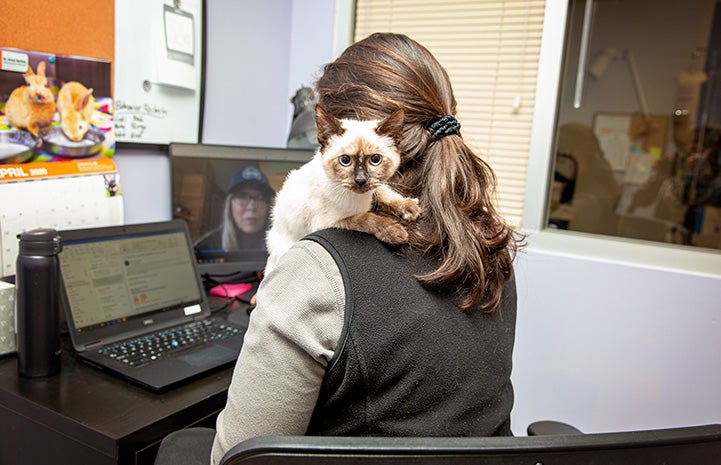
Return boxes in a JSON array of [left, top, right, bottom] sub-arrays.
[[376, 108, 405, 145], [315, 105, 344, 148]]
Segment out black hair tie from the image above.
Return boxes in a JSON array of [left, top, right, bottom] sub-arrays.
[[429, 114, 461, 141]]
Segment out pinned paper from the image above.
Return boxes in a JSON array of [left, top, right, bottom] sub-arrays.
[[0, 50, 28, 72]]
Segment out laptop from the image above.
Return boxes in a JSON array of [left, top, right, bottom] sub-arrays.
[[58, 219, 246, 392]]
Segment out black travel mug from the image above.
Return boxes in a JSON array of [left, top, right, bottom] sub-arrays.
[[16, 228, 63, 378]]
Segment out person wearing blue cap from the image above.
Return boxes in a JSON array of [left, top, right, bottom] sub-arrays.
[[194, 165, 275, 251]]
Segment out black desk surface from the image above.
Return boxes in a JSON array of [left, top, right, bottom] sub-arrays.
[[0, 303, 250, 465]]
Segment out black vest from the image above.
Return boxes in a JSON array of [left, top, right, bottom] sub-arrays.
[[305, 229, 516, 437]]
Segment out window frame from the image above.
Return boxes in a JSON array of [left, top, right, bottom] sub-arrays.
[[523, 0, 721, 277]]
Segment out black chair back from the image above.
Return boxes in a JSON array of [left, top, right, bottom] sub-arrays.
[[220, 424, 721, 465]]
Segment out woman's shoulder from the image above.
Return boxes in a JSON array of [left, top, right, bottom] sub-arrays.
[[255, 237, 346, 358], [262, 237, 346, 310]]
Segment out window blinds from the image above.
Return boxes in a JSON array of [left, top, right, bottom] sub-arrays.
[[354, 0, 546, 226]]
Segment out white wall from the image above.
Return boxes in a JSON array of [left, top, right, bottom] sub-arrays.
[[202, 0, 292, 147], [288, 2, 336, 103], [512, 246, 721, 434], [116, 0, 721, 436], [113, 148, 172, 225], [202, 0, 336, 148]]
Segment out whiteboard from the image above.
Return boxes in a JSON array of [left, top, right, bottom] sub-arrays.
[[114, 0, 203, 144]]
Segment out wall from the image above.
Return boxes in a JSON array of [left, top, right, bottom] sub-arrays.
[[511, 248, 721, 433], [202, 0, 293, 147], [202, 0, 335, 148], [113, 148, 172, 224], [288, 3, 336, 107]]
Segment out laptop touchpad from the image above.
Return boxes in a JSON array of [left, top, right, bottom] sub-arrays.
[[178, 345, 237, 367]]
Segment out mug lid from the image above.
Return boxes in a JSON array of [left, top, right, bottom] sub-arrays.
[[18, 228, 63, 256]]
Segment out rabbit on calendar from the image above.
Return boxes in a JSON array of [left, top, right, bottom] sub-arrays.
[[4, 61, 56, 137]]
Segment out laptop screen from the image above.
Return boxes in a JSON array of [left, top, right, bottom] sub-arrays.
[[60, 229, 203, 331], [59, 221, 209, 349]]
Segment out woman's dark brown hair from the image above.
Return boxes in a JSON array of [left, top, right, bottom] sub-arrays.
[[315, 32, 522, 311]]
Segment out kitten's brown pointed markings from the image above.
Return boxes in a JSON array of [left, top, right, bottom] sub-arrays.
[[375, 108, 405, 145], [315, 105, 345, 148], [335, 212, 409, 245]]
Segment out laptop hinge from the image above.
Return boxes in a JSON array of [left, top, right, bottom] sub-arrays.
[[193, 314, 205, 322], [85, 340, 104, 351]]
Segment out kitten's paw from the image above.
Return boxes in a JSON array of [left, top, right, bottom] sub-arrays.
[[375, 222, 409, 245], [398, 198, 422, 221]]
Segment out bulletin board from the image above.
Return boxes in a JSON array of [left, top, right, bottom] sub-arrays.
[[1, 1, 114, 67], [114, 0, 204, 145]]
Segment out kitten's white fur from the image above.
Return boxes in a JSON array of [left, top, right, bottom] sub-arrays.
[[265, 117, 408, 275]]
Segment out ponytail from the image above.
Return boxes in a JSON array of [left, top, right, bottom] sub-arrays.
[[407, 132, 518, 311]]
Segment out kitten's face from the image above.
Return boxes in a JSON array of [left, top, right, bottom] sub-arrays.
[[316, 107, 404, 194]]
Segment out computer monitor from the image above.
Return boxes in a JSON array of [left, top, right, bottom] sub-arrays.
[[169, 143, 314, 278]]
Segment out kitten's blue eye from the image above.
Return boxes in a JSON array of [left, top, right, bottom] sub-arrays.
[[369, 154, 383, 166], [338, 155, 352, 167]]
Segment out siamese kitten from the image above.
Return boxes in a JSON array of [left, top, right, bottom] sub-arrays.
[[264, 105, 421, 275]]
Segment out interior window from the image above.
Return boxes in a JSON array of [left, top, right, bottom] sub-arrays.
[[550, 0, 721, 251]]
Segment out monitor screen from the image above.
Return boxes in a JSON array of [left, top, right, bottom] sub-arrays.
[[169, 143, 314, 277]]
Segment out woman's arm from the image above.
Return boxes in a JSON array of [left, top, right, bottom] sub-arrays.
[[211, 240, 345, 464]]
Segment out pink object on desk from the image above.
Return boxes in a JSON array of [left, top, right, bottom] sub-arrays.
[[209, 283, 253, 298]]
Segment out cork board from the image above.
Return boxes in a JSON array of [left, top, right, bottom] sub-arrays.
[[1, 0, 114, 88]]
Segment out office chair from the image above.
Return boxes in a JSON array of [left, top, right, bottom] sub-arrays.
[[219, 423, 721, 465]]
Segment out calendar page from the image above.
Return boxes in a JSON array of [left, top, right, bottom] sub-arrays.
[[0, 159, 124, 276]]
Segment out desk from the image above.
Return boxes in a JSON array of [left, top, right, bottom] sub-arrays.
[[0, 304, 249, 465]]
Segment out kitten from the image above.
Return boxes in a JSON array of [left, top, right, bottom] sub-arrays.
[[264, 105, 421, 275]]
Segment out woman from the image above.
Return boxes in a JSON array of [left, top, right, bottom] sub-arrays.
[[155, 32, 522, 465], [194, 165, 274, 251]]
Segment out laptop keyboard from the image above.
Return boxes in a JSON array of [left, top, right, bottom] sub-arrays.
[[96, 319, 243, 367]]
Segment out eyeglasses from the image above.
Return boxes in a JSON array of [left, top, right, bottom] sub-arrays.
[[232, 192, 269, 207]]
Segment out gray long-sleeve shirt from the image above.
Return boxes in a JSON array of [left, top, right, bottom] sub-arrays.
[[211, 239, 344, 464]]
